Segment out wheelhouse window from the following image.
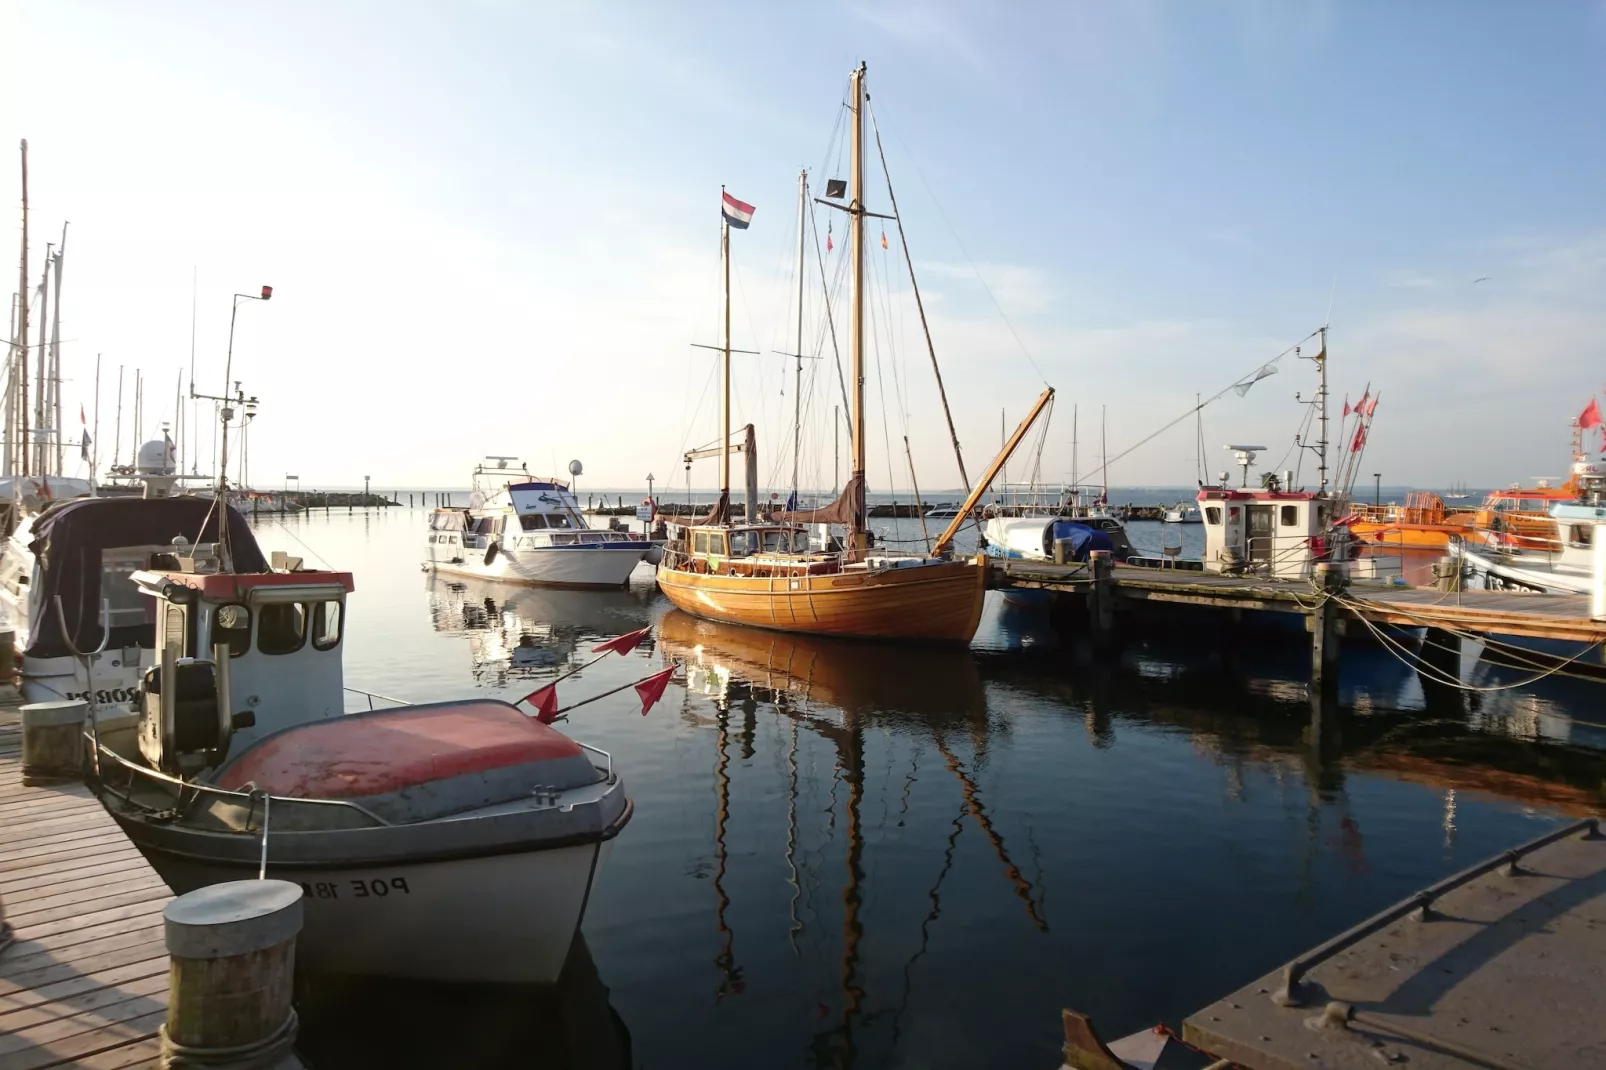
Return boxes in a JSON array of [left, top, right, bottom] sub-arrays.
[[212, 603, 251, 658], [519, 514, 549, 530], [761, 529, 796, 553], [312, 601, 343, 651], [547, 513, 574, 529], [1279, 506, 1299, 527], [1204, 507, 1223, 525], [1519, 499, 1548, 513], [258, 603, 308, 655], [693, 531, 725, 556], [727, 531, 755, 557]]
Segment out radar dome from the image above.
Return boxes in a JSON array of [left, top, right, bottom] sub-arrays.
[[136, 438, 177, 475]]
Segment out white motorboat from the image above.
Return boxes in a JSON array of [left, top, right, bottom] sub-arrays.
[[1163, 502, 1202, 524], [1451, 457, 1606, 597], [425, 458, 650, 588], [90, 556, 635, 984], [982, 482, 1137, 562]]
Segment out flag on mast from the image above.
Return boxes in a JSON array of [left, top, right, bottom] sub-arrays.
[[721, 191, 755, 230], [1580, 398, 1602, 430], [635, 666, 676, 715], [518, 684, 560, 724]]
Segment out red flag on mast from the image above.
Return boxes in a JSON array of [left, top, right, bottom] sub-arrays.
[[518, 684, 560, 724], [1364, 395, 1379, 417], [635, 666, 676, 715], [1341, 396, 1351, 418], [592, 627, 650, 656], [1580, 398, 1602, 430]]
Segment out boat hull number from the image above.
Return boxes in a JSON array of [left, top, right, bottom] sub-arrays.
[[300, 878, 412, 900]]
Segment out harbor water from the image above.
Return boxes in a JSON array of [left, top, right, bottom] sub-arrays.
[[262, 507, 1604, 1069]]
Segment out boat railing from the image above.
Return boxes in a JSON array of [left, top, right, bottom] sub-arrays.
[[577, 741, 614, 784], [344, 686, 413, 711], [90, 737, 396, 827]]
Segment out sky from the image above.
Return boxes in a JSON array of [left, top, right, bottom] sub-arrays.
[[5, 0, 1606, 495]]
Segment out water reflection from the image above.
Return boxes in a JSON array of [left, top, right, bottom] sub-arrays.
[[295, 936, 630, 1069], [425, 575, 653, 686]]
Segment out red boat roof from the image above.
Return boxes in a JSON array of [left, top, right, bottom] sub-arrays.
[[1196, 488, 1321, 502], [214, 700, 583, 801], [155, 570, 355, 599]]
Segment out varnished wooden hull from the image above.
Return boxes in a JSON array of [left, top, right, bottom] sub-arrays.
[[656, 557, 988, 643]]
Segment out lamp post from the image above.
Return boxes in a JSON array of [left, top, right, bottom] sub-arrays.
[[364, 474, 371, 504], [646, 472, 656, 535], [1374, 472, 1381, 507]]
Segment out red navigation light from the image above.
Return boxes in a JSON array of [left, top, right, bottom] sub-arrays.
[[260, 285, 273, 300]]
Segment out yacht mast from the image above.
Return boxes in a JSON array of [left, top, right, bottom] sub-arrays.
[[793, 167, 806, 507], [14, 140, 28, 480], [848, 62, 868, 552], [34, 247, 49, 477], [720, 198, 732, 515], [1316, 326, 1329, 494], [49, 224, 65, 476]]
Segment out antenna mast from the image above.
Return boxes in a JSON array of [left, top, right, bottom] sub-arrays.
[[1317, 327, 1329, 494]]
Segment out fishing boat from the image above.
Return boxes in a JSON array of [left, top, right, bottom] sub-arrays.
[[424, 458, 650, 588], [90, 560, 632, 984], [1453, 457, 1606, 597], [1347, 490, 1476, 549], [656, 63, 1051, 644], [1470, 481, 1574, 552], [1162, 502, 1201, 524]]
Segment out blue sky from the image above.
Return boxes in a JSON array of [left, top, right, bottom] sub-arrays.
[[6, 1, 1605, 492]]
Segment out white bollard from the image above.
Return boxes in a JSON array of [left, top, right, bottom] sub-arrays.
[[21, 699, 88, 783], [162, 880, 303, 1069], [1593, 523, 1606, 621]]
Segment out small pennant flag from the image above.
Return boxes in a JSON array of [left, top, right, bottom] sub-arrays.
[[721, 190, 755, 230], [79, 404, 86, 425], [1232, 363, 1278, 397], [635, 666, 676, 715], [519, 684, 559, 723], [826, 224, 833, 254], [1364, 394, 1379, 418], [1341, 396, 1351, 418], [1351, 424, 1367, 452], [80, 430, 91, 461], [1355, 387, 1370, 414], [592, 626, 650, 656], [880, 230, 888, 250]]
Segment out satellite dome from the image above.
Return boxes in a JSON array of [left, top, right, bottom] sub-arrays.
[[136, 438, 176, 475]]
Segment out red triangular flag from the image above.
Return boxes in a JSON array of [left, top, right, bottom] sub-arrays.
[[519, 684, 559, 723], [826, 231, 833, 253], [1580, 398, 1602, 431], [1364, 394, 1379, 418], [1341, 396, 1351, 418], [634, 666, 675, 715], [1355, 388, 1369, 414], [1351, 424, 1367, 452], [592, 627, 650, 656]]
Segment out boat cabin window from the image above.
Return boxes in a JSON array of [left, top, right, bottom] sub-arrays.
[[547, 513, 575, 529], [727, 530, 755, 557], [258, 603, 308, 655], [312, 600, 343, 651], [1280, 506, 1299, 527], [760, 529, 798, 553], [1569, 525, 1593, 548], [472, 516, 499, 536], [212, 603, 251, 658], [1519, 498, 1548, 513], [519, 514, 549, 530], [1204, 507, 1222, 525], [692, 531, 725, 556]]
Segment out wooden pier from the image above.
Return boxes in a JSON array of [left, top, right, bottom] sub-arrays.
[[0, 705, 171, 1070], [991, 559, 1606, 644]]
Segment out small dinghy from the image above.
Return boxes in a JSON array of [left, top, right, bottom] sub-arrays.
[[88, 558, 633, 984]]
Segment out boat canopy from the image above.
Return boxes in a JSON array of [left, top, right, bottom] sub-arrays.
[[212, 700, 603, 824], [1046, 521, 1113, 561], [25, 497, 268, 660]]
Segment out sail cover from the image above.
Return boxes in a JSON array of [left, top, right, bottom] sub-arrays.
[[767, 475, 865, 526], [25, 496, 269, 659]]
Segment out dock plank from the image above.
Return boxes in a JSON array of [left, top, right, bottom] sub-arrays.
[[0, 696, 173, 1070]]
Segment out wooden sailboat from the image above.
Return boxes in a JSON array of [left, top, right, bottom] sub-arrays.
[[656, 63, 1051, 643]]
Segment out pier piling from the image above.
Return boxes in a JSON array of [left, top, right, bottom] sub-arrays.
[[20, 699, 86, 783], [1087, 550, 1115, 649], [1309, 562, 1344, 706], [161, 880, 303, 1069]]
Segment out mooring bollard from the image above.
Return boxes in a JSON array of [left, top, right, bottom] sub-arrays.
[[0, 627, 14, 683], [1436, 554, 1462, 593], [162, 880, 303, 1069], [1053, 537, 1073, 565], [21, 699, 87, 783], [1, 887, 13, 955], [1087, 549, 1115, 647]]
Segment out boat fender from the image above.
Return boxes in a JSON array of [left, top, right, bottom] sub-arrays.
[[484, 541, 499, 565]]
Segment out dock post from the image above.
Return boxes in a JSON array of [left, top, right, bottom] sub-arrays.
[[1593, 523, 1606, 621], [161, 880, 303, 1069], [1436, 554, 1462, 594], [20, 699, 87, 784], [1053, 537, 1072, 565], [1419, 627, 1464, 713], [1310, 562, 1344, 704], [1087, 550, 1115, 649], [0, 888, 11, 955]]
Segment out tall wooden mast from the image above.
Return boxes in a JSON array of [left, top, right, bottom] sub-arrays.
[[793, 168, 806, 507], [720, 207, 732, 513], [14, 140, 28, 480], [848, 62, 868, 551]]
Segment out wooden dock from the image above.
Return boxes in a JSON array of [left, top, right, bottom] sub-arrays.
[[0, 706, 171, 1070], [1181, 818, 1606, 1069], [991, 560, 1606, 644]]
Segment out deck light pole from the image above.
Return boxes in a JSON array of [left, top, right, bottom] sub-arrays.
[[1373, 473, 1381, 507]]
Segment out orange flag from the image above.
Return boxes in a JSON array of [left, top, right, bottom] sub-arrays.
[[519, 684, 559, 724], [635, 666, 676, 715], [592, 627, 650, 656]]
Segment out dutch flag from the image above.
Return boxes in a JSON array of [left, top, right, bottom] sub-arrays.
[[721, 190, 755, 230]]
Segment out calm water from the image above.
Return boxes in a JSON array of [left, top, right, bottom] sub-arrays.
[[257, 507, 1605, 1069]]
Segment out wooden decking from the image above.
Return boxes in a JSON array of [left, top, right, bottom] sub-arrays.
[[0, 707, 170, 1070], [992, 561, 1606, 644]]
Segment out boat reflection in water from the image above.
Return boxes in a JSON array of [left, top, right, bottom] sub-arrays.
[[295, 934, 631, 1070], [426, 575, 654, 686]]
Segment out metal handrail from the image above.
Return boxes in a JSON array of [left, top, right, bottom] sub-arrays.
[[90, 739, 396, 827], [343, 686, 413, 711], [576, 740, 614, 783], [1272, 817, 1600, 1007]]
